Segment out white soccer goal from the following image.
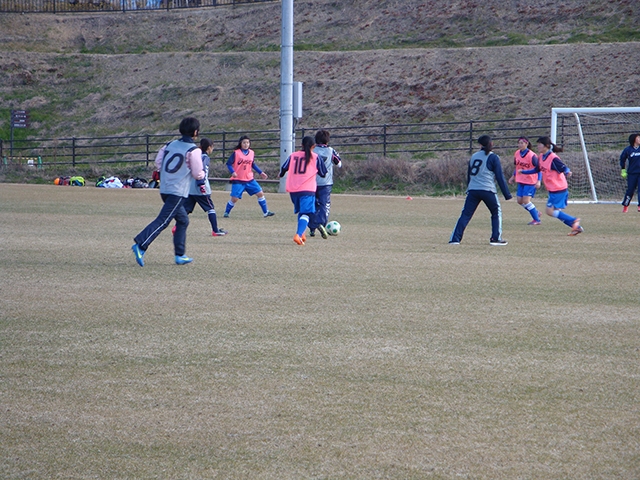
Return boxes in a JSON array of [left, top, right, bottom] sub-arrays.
[[551, 107, 640, 203]]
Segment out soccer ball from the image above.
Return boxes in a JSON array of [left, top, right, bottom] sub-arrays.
[[326, 221, 341, 236]]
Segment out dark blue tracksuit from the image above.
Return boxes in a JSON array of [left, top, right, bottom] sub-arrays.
[[620, 145, 640, 206]]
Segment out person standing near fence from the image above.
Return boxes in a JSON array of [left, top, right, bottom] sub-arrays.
[[620, 133, 640, 213], [131, 117, 205, 266], [508, 136, 542, 225], [308, 129, 342, 239], [519, 136, 583, 236], [182, 138, 228, 236], [449, 135, 512, 246], [279, 136, 328, 245], [223, 135, 275, 218]]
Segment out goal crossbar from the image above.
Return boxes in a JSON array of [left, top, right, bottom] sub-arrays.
[[550, 107, 640, 203]]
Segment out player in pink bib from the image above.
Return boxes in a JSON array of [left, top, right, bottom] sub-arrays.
[[508, 136, 542, 225], [223, 136, 275, 218], [279, 136, 328, 245], [519, 136, 583, 236]]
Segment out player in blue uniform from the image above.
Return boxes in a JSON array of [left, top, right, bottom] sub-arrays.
[[450, 135, 513, 245], [182, 138, 228, 236], [223, 136, 275, 218], [519, 137, 583, 236], [508, 136, 542, 225], [620, 133, 640, 213]]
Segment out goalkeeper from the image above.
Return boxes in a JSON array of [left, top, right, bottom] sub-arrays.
[[619, 133, 640, 213]]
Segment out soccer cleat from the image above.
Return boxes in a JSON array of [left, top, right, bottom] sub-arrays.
[[309, 230, 316, 237], [568, 225, 584, 236], [212, 229, 228, 237], [622, 206, 629, 213], [569, 218, 582, 236], [448, 241, 460, 245], [489, 239, 508, 246], [175, 255, 193, 265], [317, 224, 328, 239], [293, 234, 305, 245], [223, 212, 230, 218], [264, 211, 275, 217], [527, 220, 541, 225], [301, 233, 307, 243], [132, 244, 145, 267], [637, 206, 640, 212], [171, 225, 176, 235]]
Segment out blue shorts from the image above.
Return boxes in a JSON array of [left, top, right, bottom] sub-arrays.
[[547, 191, 569, 209], [289, 192, 316, 215], [230, 179, 263, 199], [517, 183, 537, 198]]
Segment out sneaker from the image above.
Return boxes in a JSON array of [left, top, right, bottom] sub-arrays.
[[212, 229, 228, 237], [309, 230, 316, 237], [623, 206, 629, 213], [264, 211, 275, 217], [448, 241, 460, 245], [568, 225, 584, 236], [293, 234, 305, 245], [175, 255, 193, 265], [317, 224, 328, 239], [223, 212, 230, 218], [489, 239, 508, 246], [132, 243, 145, 267], [527, 220, 541, 225], [171, 225, 176, 235]]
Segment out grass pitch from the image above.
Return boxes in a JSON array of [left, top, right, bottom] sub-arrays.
[[1, 184, 639, 479]]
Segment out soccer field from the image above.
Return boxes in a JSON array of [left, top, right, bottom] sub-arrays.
[[1, 184, 638, 479]]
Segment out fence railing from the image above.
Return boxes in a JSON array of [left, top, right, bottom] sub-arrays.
[[0, 0, 273, 13], [1, 117, 552, 169]]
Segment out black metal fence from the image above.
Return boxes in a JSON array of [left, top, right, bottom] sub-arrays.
[[0, 0, 273, 13], [1, 117, 551, 169]]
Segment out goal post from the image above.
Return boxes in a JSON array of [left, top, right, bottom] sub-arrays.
[[551, 107, 640, 203]]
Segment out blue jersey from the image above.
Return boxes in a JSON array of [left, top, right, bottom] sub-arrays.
[[620, 145, 640, 175]]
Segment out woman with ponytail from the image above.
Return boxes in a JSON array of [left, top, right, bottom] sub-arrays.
[[279, 136, 328, 245], [519, 136, 583, 235], [449, 135, 512, 246]]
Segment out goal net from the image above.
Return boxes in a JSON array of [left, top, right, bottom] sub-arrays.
[[551, 107, 640, 203]]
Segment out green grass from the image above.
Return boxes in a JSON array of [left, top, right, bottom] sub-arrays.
[[1, 185, 639, 478]]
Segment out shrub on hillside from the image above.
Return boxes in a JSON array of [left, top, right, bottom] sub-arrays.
[[335, 154, 469, 194]]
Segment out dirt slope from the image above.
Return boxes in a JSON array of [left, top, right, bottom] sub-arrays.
[[0, 0, 639, 137]]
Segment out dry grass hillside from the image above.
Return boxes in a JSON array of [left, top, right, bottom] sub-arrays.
[[0, 0, 639, 139]]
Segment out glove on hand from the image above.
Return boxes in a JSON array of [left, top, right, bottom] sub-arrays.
[[621, 169, 628, 179]]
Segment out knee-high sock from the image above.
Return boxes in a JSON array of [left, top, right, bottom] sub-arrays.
[[522, 202, 540, 221], [258, 196, 268, 214], [207, 209, 218, 232], [552, 209, 576, 227], [297, 214, 309, 236]]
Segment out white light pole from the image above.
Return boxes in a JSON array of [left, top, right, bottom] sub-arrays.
[[278, 0, 294, 193]]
